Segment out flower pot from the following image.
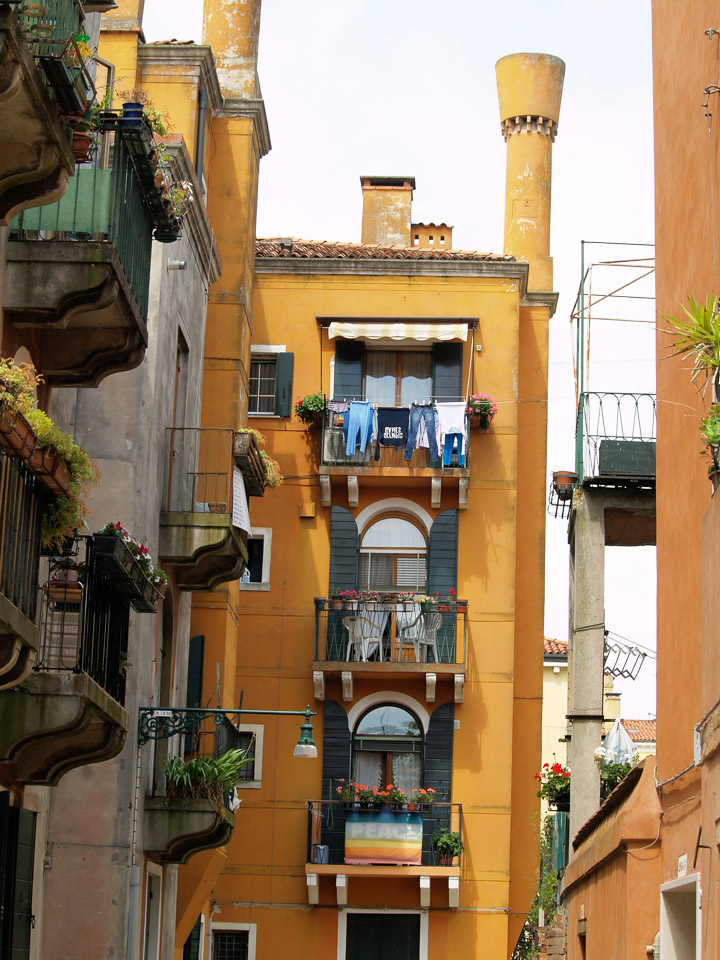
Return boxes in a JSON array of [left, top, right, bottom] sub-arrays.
[[437, 604, 450, 613], [72, 131, 94, 163], [0, 405, 37, 458], [44, 582, 82, 605], [467, 412, 490, 431], [407, 802, 417, 811], [439, 854, 454, 866], [331, 599, 343, 611], [710, 468, 720, 494], [548, 798, 570, 812], [122, 101, 144, 127], [27, 446, 72, 495], [552, 470, 578, 501], [456, 600, 468, 612]]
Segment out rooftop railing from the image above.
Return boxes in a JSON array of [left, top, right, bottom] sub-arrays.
[[313, 598, 467, 665], [10, 132, 155, 321], [0, 449, 45, 623], [306, 800, 462, 868], [35, 537, 131, 705], [575, 392, 656, 485]]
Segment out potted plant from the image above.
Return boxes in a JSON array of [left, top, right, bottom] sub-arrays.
[[535, 761, 571, 810], [434, 589, 456, 612], [409, 786, 436, 811], [335, 779, 359, 808], [701, 404, 720, 491], [465, 393, 498, 431], [432, 827, 463, 865], [552, 469, 578, 501], [234, 428, 283, 491], [0, 359, 99, 548], [164, 747, 252, 807], [385, 783, 408, 809], [662, 294, 720, 398], [294, 392, 328, 427], [594, 748, 637, 801]]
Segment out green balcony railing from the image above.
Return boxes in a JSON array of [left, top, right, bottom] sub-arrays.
[[10, 133, 154, 321]]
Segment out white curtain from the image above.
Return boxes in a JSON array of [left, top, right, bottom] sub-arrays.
[[392, 753, 421, 794], [354, 751, 383, 789]]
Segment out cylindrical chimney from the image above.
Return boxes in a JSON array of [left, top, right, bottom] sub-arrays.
[[202, 0, 261, 98], [360, 176, 415, 247], [496, 53, 565, 290]]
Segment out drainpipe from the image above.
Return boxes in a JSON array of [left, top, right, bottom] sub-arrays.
[[195, 85, 207, 191]]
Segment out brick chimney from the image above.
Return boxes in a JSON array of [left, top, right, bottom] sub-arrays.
[[360, 176, 415, 247]]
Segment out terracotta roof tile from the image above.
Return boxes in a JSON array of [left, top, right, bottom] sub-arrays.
[[255, 238, 513, 262], [544, 637, 568, 657], [621, 719, 656, 743]]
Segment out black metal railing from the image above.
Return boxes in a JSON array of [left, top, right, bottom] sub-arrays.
[[164, 428, 236, 515], [10, 132, 154, 322], [321, 406, 469, 469], [314, 598, 466, 664], [0, 449, 45, 622], [306, 800, 462, 867], [576, 392, 656, 484], [34, 537, 130, 705]]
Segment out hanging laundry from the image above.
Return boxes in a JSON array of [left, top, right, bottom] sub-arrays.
[[404, 404, 440, 462], [374, 407, 410, 460], [328, 399, 350, 413], [435, 402, 467, 466], [344, 400, 374, 456]]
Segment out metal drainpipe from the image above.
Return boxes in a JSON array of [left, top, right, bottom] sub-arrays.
[[195, 85, 207, 190]]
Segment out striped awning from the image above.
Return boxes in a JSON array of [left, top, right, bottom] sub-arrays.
[[327, 321, 468, 342]]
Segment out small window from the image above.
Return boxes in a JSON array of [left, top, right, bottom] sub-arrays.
[[249, 350, 293, 416], [214, 932, 248, 960], [440, 235, 445, 243], [413, 234, 419, 244], [235, 724, 263, 789], [239, 528, 272, 591], [428, 236, 434, 244], [248, 356, 277, 414]]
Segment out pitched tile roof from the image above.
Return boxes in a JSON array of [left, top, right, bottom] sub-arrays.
[[256, 238, 514, 262], [544, 637, 568, 657], [621, 719, 657, 743]]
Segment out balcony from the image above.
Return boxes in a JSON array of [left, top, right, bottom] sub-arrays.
[[319, 409, 470, 510], [159, 428, 249, 591], [143, 714, 239, 863], [0, 448, 44, 689], [305, 800, 462, 908], [4, 127, 160, 386], [0, 537, 130, 786], [0, 0, 93, 224], [576, 392, 656, 488], [312, 598, 467, 702]]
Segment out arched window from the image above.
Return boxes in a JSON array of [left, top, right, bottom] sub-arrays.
[[352, 704, 422, 795], [359, 516, 427, 591]]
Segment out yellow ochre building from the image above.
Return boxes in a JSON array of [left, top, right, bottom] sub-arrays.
[[183, 1, 565, 951]]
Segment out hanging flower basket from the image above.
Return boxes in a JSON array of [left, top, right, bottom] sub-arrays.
[[0, 404, 38, 459], [465, 393, 498, 431], [552, 470, 577, 501]]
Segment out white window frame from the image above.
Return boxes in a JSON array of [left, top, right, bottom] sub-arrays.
[[337, 909, 428, 960], [210, 922, 257, 960], [235, 723, 263, 790], [660, 873, 702, 960], [249, 345, 286, 418], [239, 527, 272, 592]]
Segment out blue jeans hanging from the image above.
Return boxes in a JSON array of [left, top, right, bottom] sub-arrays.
[[443, 433, 465, 467], [344, 401, 374, 456], [404, 404, 439, 462]]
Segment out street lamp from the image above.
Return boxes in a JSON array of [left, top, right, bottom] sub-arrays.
[[137, 704, 319, 759]]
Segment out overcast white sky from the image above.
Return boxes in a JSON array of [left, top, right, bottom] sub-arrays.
[[142, 0, 657, 718]]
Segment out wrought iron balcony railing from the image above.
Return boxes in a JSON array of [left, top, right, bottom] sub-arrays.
[[321, 407, 469, 470], [575, 392, 656, 485], [306, 800, 462, 868], [164, 428, 239, 515], [34, 537, 131, 705], [0, 449, 45, 623], [313, 598, 467, 665], [10, 131, 154, 321]]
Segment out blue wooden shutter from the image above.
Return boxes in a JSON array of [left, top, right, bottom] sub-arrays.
[[333, 341, 364, 400], [274, 352, 294, 417], [423, 701, 455, 861], [432, 342, 463, 402]]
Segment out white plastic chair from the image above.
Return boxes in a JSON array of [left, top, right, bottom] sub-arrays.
[[398, 611, 442, 662], [343, 612, 388, 661]]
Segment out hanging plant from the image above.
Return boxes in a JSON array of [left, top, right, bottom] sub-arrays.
[[662, 293, 720, 397]]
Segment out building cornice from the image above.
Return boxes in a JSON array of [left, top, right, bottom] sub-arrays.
[[216, 98, 271, 157], [137, 44, 223, 113], [522, 289, 559, 317], [255, 257, 529, 294]]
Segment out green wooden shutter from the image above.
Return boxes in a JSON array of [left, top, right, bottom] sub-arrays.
[[274, 353, 294, 417], [329, 506, 359, 592], [185, 635, 204, 754], [422, 701, 455, 862], [182, 916, 203, 960], [346, 913, 420, 959], [333, 341, 364, 400], [432, 342, 463, 402], [0, 801, 36, 960], [321, 701, 352, 865], [427, 509, 459, 661]]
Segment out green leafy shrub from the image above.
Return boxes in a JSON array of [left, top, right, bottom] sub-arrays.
[[164, 747, 253, 806]]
